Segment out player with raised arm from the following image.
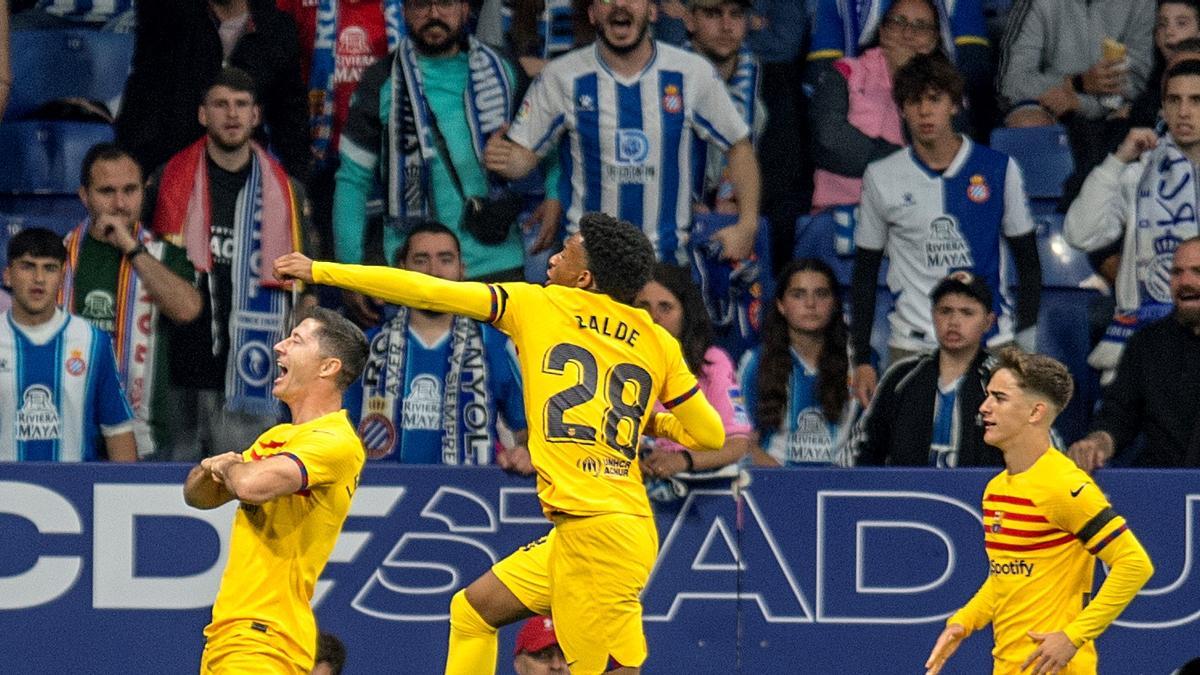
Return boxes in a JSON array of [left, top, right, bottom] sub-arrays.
[[925, 348, 1154, 675], [184, 307, 368, 674], [275, 212, 725, 675]]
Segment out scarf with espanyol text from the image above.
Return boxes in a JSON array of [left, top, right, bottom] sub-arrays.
[[359, 307, 493, 463], [151, 138, 301, 416], [309, 0, 405, 170], [1093, 137, 1200, 371], [387, 36, 514, 223], [61, 221, 160, 453]]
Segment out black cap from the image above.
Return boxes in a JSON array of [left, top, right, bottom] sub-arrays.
[[930, 270, 993, 310]]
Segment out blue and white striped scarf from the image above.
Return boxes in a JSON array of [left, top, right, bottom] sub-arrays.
[[386, 36, 514, 223]]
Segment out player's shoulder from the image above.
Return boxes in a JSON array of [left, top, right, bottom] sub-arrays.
[[865, 147, 916, 181], [540, 45, 599, 80], [1029, 448, 1096, 501]]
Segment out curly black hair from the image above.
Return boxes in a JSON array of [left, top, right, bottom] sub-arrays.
[[578, 212, 656, 305], [646, 262, 715, 374], [756, 258, 849, 430]]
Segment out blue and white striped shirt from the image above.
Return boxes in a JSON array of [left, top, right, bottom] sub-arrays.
[[508, 41, 750, 264]]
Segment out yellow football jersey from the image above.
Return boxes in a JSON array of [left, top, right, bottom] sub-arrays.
[[204, 410, 364, 670], [950, 448, 1149, 671], [489, 282, 701, 518]]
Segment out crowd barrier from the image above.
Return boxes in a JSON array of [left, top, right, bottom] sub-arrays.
[[1, 464, 1196, 673]]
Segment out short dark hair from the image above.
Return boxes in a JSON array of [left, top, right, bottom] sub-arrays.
[[315, 632, 347, 675], [207, 66, 258, 103], [578, 212, 656, 305], [990, 347, 1074, 412], [8, 227, 67, 266], [303, 307, 369, 390], [893, 53, 965, 108], [395, 220, 461, 267], [1164, 57, 1200, 98], [80, 142, 141, 189]]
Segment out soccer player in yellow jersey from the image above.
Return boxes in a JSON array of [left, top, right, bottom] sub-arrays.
[[183, 307, 369, 674], [274, 212, 726, 675], [925, 348, 1154, 675]]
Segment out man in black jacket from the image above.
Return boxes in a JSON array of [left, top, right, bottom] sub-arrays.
[[851, 271, 1003, 467], [116, 0, 309, 181], [1068, 236, 1200, 470]]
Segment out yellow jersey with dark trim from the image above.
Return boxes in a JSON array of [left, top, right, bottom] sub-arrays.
[[489, 282, 701, 518], [204, 411, 364, 668], [971, 449, 1128, 668]]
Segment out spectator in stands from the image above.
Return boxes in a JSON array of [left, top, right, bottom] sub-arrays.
[[344, 221, 529, 466], [739, 258, 856, 466], [1065, 58, 1200, 383], [683, 0, 765, 215], [850, 271, 1002, 467], [145, 68, 312, 461], [116, 0, 309, 180], [1068, 236, 1200, 470], [636, 263, 751, 481], [498, 0, 593, 79], [312, 632, 346, 675], [276, 0, 401, 259], [9, 0, 133, 29], [483, 0, 762, 264], [850, 54, 1040, 408], [1130, 0, 1200, 129], [809, 0, 941, 215], [0, 227, 137, 461], [62, 143, 203, 458], [335, 0, 559, 325], [807, 0, 992, 136], [997, 0, 1154, 198], [513, 616, 569, 675]]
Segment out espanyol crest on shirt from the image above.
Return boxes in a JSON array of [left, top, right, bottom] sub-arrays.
[[967, 174, 990, 203], [662, 84, 682, 114]]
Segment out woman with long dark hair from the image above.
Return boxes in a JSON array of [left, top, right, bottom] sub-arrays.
[[635, 263, 751, 480], [740, 258, 856, 465]]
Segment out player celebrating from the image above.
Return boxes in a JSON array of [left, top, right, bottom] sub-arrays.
[[183, 308, 368, 674], [274, 212, 724, 675], [925, 349, 1154, 675]]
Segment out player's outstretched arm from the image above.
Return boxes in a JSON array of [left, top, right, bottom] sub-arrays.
[[274, 253, 496, 322], [924, 623, 966, 675]]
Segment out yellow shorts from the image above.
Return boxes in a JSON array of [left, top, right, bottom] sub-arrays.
[[492, 513, 658, 675], [199, 622, 311, 675]]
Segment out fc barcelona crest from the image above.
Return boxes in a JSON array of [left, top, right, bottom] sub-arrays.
[[991, 510, 1004, 534]]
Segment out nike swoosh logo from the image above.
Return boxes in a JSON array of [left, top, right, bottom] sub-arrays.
[[1070, 483, 1088, 497]]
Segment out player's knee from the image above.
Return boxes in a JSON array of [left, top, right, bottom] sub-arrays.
[[449, 589, 495, 636]]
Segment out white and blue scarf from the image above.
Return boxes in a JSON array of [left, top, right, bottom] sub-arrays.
[[223, 157, 291, 417], [360, 307, 493, 463], [309, 0, 405, 169], [386, 36, 514, 223]]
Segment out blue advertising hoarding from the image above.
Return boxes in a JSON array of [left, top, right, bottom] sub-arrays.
[[0, 465, 1196, 673]]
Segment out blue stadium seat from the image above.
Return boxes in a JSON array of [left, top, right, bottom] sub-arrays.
[[1030, 213, 1101, 443], [989, 125, 1075, 200], [0, 121, 115, 194], [6, 29, 135, 119]]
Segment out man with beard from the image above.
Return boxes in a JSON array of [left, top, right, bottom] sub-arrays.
[[484, 0, 762, 264], [61, 143, 203, 457], [145, 67, 312, 460], [1068, 236, 1200, 470], [333, 0, 561, 325], [116, 0, 308, 179]]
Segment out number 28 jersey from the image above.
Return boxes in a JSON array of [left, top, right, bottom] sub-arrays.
[[491, 282, 702, 518]]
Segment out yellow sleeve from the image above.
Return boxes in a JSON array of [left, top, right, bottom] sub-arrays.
[[650, 394, 725, 452], [1062, 523, 1154, 647], [283, 429, 359, 489], [947, 574, 996, 635], [312, 261, 497, 322]]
